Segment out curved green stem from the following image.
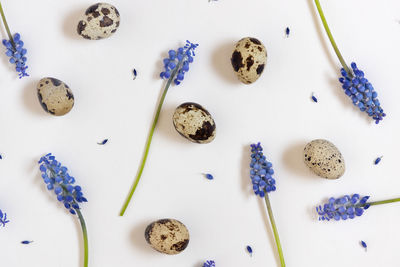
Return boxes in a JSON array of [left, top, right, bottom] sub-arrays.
[[76, 209, 89, 267], [264, 193, 285, 267], [0, 2, 15, 46], [314, 0, 351, 75], [367, 197, 400, 207], [119, 67, 179, 216]]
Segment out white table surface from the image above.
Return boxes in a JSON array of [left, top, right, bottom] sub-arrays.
[[1, 0, 400, 266]]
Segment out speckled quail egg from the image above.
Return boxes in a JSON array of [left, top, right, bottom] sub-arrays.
[[37, 78, 74, 116], [145, 219, 190, 255], [231, 37, 267, 84], [172, 102, 216, 144], [77, 3, 120, 40], [303, 139, 345, 179]]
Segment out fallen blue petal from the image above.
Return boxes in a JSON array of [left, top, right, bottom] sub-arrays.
[[246, 245, 253, 255], [374, 156, 382, 165], [311, 93, 318, 103], [21, 240, 33, 244], [285, 27, 290, 37], [361, 240, 367, 249], [132, 69, 137, 80], [97, 139, 108, 145], [205, 173, 214, 180]]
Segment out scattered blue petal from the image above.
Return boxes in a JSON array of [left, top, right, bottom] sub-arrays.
[[38, 153, 87, 215], [132, 69, 137, 80], [374, 156, 382, 165], [97, 139, 108, 145], [250, 143, 276, 197], [311, 93, 318, 103], [0, 154, 2, 159], [361, 240, 367, 249], [21, 240, 33, 244], [285, 27, 290, 37], [316, 194, 370, 221], [203, 260, 215, 267], [205, 173, 214, 180], [246, 245, 253, 256], [339, 62, 385, 124]]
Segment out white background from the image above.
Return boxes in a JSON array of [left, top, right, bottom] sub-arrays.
[[0, 0, 400, 266]]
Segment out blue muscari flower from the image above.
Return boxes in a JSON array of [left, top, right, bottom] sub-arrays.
[[2, 33, 29, 78], [316, 194, 370, 221], [38, 153, 87, 215], [250, 142, 276, 197], [339, 63, 385, 124], [0, 209, 9, 227], [203, 260, 215, 267], [160, 40, 198, 85]]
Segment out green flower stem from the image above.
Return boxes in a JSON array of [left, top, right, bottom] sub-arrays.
[[0, 1, 15, 46], [264, 193, 285, 267], [367, 197, 400, 207], [119, 66, 179, 216], [76, 209, 89, 267], [314, 0, 351, 75]]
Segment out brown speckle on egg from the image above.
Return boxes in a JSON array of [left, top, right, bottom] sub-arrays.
[[36, 78, 74, 116], [145, 219, 189, 255], [303, 139, 345, 179], [231, 37, 267, 84], [172, 102, 216, 144], [77, 3, 120, 40]]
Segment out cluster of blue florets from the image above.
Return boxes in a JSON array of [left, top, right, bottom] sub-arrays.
[[2, 33, 28, 78], [160, 40, 198, 85], [316, 194, 370, 221], [38, 153, 87, 215], [250, 142, 276, 197], [203, 260, 215, 267], [0, 209, 9, 227], [339, 62, 385, 124]]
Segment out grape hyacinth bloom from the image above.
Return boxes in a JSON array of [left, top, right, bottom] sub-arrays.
[[314, 0, 385, 124], [0, 2, 29, 78], [250, 143, 285, 266], [316, 194, 400, 221], [0, 209, 9, 227], [339, 63, 385, 124], [120, 40, 198, 216], [203, 260, 215, 267], [38, 153, 89, 267]]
